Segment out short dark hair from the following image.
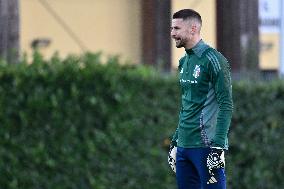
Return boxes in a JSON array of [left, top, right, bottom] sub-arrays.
[[173, 9, 202, 24]]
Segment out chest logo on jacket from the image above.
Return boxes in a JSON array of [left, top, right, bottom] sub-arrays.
[[193, 65, 201, 79]]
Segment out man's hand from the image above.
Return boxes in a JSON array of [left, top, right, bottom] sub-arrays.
[[168, 145, 177, 173], [206, 147, 225, 175]]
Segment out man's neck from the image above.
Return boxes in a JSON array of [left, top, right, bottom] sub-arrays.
[[185, 36, 201, 49]]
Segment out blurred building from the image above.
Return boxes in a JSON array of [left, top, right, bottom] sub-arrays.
[[20, 0, 142, 64], [20, 0, 280, 73], [259, 0, 280, 72], [20, 0, 216, 69]]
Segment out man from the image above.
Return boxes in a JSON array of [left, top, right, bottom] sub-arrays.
[[169, 9, 233, 189]]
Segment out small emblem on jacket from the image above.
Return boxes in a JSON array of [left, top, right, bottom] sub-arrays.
[[180, 68, 184, 73], [193, 65, 201, 78]]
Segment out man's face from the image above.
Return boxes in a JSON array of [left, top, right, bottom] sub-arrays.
[[171, 18, 192, 48]]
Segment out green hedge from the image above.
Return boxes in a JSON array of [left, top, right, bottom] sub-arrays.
[[0, 52, 283, 189], [228, 80, 284, 188]]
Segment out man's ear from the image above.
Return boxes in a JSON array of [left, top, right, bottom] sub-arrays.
[[191, 24, 197, 34]]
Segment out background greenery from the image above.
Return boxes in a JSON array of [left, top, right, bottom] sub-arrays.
[[0, 52, 283, 189]]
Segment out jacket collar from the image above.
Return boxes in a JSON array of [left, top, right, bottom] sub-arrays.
[[185, 40, 209, 58]]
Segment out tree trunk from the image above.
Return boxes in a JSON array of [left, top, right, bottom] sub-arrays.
[[0, 0, 19, 63], [142, 0, 171, 71], [216, 0, 259, 78]]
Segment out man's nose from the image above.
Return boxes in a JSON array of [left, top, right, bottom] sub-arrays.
[[171, 30, 176, 38]]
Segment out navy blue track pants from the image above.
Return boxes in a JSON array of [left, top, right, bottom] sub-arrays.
[[176, 147, 226, 189]]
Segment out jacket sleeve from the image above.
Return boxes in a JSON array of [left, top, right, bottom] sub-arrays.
[[208, 51, 233, 148], [171, 128, 178, 147]]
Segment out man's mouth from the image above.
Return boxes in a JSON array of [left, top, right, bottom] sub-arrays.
[[174, 37, 183, 48], [175, 38, 181, 43]]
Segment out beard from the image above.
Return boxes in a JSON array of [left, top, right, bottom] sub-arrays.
[[174, 38, 185, 48]]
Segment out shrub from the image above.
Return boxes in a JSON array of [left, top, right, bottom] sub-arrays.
[[0, 52, 283, 188]]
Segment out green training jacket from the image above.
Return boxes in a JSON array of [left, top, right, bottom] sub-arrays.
[[172, 40, 233, 149]]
